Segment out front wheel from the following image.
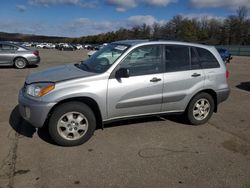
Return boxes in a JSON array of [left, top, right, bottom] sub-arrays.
[[49, 102, 96, 146], [186, 93, 214, 125]]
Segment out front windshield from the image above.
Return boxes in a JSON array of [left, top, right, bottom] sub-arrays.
[[79, 43, 129, 73]]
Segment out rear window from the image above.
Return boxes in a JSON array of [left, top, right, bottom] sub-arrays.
[[165, 45, 190, 72], [196, 47, 220, 69]]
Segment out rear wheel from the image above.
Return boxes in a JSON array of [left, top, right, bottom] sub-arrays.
[[14, 57, 27, 69], [186, 93, 214, 125], [49, 102, 96, 146]]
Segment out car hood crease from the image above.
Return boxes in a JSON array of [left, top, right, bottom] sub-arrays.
[[25, 64, 96, 84]]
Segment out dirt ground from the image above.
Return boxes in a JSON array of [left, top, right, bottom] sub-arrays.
[[0, 49, 249, 188]]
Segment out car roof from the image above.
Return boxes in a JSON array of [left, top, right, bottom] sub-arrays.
[[112, 40, 149, 46], [0, 41, 30, 50], [112, 39, 213, 49]]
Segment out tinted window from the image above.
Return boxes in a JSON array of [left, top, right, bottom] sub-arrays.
[[120, 45, 162, 76], [165, 45, 190, 72], [196, 47, 220, 69], [0, 44, 17, 51]]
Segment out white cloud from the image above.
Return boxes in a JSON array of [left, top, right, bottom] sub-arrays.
[[127, 15, 164, 26], [182, 13, 225, 21], [64, 18, 120, 36], [105, 0, 137, 11], [16, 5, 27, 12], [190, 0, 250, 9], [29, 0, 97, 8], [0, 20, 55, 36], [144, 0, 177, 6], [65, 15, 164, 36], [28, 0, 178, 11], [105, 0, 177, 11], [0, 15, 164, 37]]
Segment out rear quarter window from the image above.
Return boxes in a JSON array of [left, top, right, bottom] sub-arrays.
[[196, 47, 220, 69]]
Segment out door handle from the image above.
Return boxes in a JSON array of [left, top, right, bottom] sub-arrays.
[[150, 77, 162, 82], [191, 73, 201, 77]]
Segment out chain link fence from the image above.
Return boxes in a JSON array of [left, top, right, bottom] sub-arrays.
[[216, 46, 250, 56]]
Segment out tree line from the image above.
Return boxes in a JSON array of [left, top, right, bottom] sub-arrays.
[[76, 6, 250, 45]]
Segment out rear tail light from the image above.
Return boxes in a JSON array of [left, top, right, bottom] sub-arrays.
[[226, 68, 229, 79], [226, 70, 229, 79], [33, 50, 39, 56]]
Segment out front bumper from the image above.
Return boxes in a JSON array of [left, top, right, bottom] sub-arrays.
[[18, 90, 55, 128]]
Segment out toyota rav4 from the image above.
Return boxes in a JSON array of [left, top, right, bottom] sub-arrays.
[[18, 40, 230, 146]]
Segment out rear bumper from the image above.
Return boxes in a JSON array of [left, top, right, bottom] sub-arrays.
[[28, 56, 40, 65], [18, 90, 55, 128], [217, 88, 230, 104]]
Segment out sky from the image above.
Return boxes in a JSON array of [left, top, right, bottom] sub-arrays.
[[0, 0, 249, 37]]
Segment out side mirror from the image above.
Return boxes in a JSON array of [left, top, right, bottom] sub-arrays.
[[115, 68, 130, 79]]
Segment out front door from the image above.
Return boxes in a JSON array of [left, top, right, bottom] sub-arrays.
[[107, 44, 164, 120]]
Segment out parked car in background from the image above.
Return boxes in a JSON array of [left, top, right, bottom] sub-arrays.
[[48, 43, 56, 49], [22, 42, 32, 48], [84, 44, 92, 49], [58, 44, 75, 51], [87, 44, 107, 57], [75, 44, 83, 50], [216, 48, 232, 63], [87, 50, 97, 57], [18, 40, 230, 146], [36, 43, 50, 49], [0, 41, 40, 69]]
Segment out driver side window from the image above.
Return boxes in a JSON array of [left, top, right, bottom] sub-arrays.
[[120, 45, 162, 77]]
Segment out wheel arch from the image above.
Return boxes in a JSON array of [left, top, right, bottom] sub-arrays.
[[186, 89, 218, 113], [13, 56, 28, 64], [47, 97, 103, 129]]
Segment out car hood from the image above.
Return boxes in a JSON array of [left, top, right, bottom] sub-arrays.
[[25, 64, 96, 84]]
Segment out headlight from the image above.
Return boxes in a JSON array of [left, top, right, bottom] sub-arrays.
[[26, 83, 55, 97]]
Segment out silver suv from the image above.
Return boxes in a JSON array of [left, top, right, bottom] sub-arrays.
[[18, 40, 230, 146]]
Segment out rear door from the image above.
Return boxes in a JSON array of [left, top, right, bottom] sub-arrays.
[[0, 44, 17, 65], [162, 45, 205, 112], [107, 44, 164, 119], [195, 47, 222, 90]]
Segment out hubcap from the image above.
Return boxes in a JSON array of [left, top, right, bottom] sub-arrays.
[[193, 98, 210, 121], [16, 59, 25, 68], [57, 112, 88, 141]]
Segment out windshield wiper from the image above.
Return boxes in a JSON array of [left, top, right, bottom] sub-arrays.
[[75, 63, 91, 71], [81, 63, 90, 71]]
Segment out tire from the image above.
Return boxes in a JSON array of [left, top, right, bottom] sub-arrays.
[[14, 57, 27, 69], [186, 92, 214, 125], [49, 102, 96, 146]]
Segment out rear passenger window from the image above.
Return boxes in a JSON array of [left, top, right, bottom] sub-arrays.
[[196, 47, 220, 69], [165, 45, 190, 72]]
